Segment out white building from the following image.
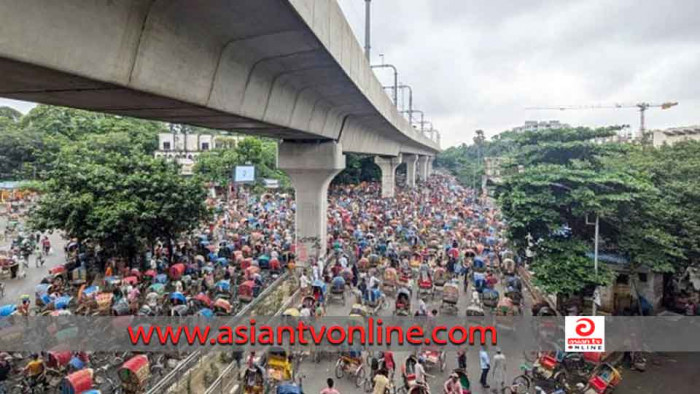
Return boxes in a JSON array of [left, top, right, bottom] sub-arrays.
[[511, 120, 570, 133], [154, 132, 241, 175], [651, 125, 700, 148]]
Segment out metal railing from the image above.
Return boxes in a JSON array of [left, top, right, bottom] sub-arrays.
[[205, 282, 304, 394], [146, 272, 292, 394]]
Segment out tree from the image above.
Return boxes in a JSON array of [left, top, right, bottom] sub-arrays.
[[194, 137, 290, 190], [332, 154, 381, 185], [496, 126, 652, 295], [29, 132, 208, 264]]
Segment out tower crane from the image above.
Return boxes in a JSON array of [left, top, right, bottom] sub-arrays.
[[525, 102, 678, 137]]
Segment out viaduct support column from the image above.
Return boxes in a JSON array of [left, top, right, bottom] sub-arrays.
[[427, 157, 434, 175], [279, 141, 345, 263], [417, 155, 429, 181], [404, 154, 418, 187], [374, 155, 402, 198]]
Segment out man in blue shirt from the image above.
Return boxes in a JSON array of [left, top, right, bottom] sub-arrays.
[[479, 346, 490, 389]]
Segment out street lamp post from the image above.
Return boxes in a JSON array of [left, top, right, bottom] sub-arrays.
[[364, 0, 371, 61], [587, 214, 600, 315], [412, 110, 425, 132], [373, 64, 399, 104], [398, 84, 413, 125]]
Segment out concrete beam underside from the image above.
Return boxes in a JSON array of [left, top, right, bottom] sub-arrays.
[[278, 141, 345, 262]]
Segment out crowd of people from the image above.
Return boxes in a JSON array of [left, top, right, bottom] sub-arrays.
[[1, 170, 526, 394]]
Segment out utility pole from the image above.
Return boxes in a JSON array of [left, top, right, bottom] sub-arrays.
[[398, 84, 413, 125], [364, 0, 371, 61], [587, 214, 600, 315]]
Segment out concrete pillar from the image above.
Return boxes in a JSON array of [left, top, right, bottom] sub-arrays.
[[417, 155, 429, 181], [404, 154, 418, 187], [279, 141, 345, 262], [427, 157, 434, 175], [374, 155, 402, 198]]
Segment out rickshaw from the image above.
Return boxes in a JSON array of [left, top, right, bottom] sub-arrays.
[[368, 253, 381, 267], [440, 282, 460, 314], [143, 269, 157, 283], [329, 276, 346, 304], [215, 280, 232, 299], [409, 253, 422, 270], [585, 363, 622, 393], [60, 368, 94, 394], [103, 276, 122, 292], [394, 288, 411, 316], [472, 256, 486, 273], [335, 347, 366, 388], [148, 283, 166, 296], [154, 274, 168, 285], [245, 265, 261, 281], [341, 267, 354, 284], [213, 298, 233, 315], [358, 257, 370, 273], [171, 304, 190, 316], [194, 292, 213, 308], [94, 293, 114, 315], [502, 258, 516, 277], [257, 255, 270, 269], [239, 280, 255, 303], [169, 263, 186, 280], [419, 347, 447, 372], [504, 287, 523, 308], [365, 286, 386, 312], [311, 280, 326, 304], [481, 288, 499, 311], [400, 354, 418, 391], [465, 303, 485, 317], [266, 347, 295, 391], [242, 363, 266, 394], [302, 295, 324, 317], [122, 276, 139, 287], [118, 355, 150, 394], [198, 308, 214, 318], [417, 269, 433, 300], [433, 267, 448, 293], [496, 295, 520, 316], [382, 267, 398, 296]]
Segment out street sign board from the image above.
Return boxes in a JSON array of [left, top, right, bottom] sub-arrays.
[[234, 165, 255, 183]]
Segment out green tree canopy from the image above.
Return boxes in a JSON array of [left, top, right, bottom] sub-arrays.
[[29, 132, 208, 263]]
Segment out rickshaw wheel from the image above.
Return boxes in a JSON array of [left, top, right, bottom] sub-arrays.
[[511, 376, 530, 393], [335, 360, 345, 378], [354, 366, 366, 387]]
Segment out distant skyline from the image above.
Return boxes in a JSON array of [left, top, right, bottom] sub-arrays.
[[2, 1, 699, 148]]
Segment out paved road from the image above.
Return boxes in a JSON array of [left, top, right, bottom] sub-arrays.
[[297, 273, 535, 394], [1, 217, 67, 304], [616, 352, 700, 394]]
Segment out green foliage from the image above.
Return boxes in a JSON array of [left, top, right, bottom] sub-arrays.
[[194, 137, 290, 190], [496, 126, 655, 295], [332, 154, 381, 185], [1, 105, 166, 180], [436, 130, 517, 187], [29, 132, 208, 262]]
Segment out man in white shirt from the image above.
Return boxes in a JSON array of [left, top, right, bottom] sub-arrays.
[[300, 270, 311, 295]]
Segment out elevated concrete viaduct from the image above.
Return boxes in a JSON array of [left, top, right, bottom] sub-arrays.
[[0, 0, 440, 259]]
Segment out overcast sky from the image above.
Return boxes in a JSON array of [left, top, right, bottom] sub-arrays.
[[2, 0, 698, 147]]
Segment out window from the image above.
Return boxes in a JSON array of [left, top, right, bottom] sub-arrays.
[[201, 142, 210, 151], [163, 142, 171, 150], [638, 273, 648, 282], [616, 274, 629, 285]]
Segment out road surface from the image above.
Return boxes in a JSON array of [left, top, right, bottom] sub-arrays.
[[297, 273, 535, 394]]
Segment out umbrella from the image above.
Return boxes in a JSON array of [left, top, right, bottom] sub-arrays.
[[198, 308, 214, 318], [144, 270, 157, 278], [82, 286, 99, 297], [0, 304, 17, 316], [123, 276, 139, 285], [170, 292, 186, 304], [216, 257, 228, 267], [155, 274, 168, 284], [148, 283, 165, 293], [36, 284, 51, 295]]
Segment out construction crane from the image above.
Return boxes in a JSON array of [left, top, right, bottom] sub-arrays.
[[525, 102, 678, 137]]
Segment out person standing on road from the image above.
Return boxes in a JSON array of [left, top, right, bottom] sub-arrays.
[[491, 347, 506, 393], [320, 378, 340, 394], [372, 368, 390, 394], [479, 345, 490, 389]]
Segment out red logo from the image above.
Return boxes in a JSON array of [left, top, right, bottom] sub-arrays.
[[575, 318, 595, 337]]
